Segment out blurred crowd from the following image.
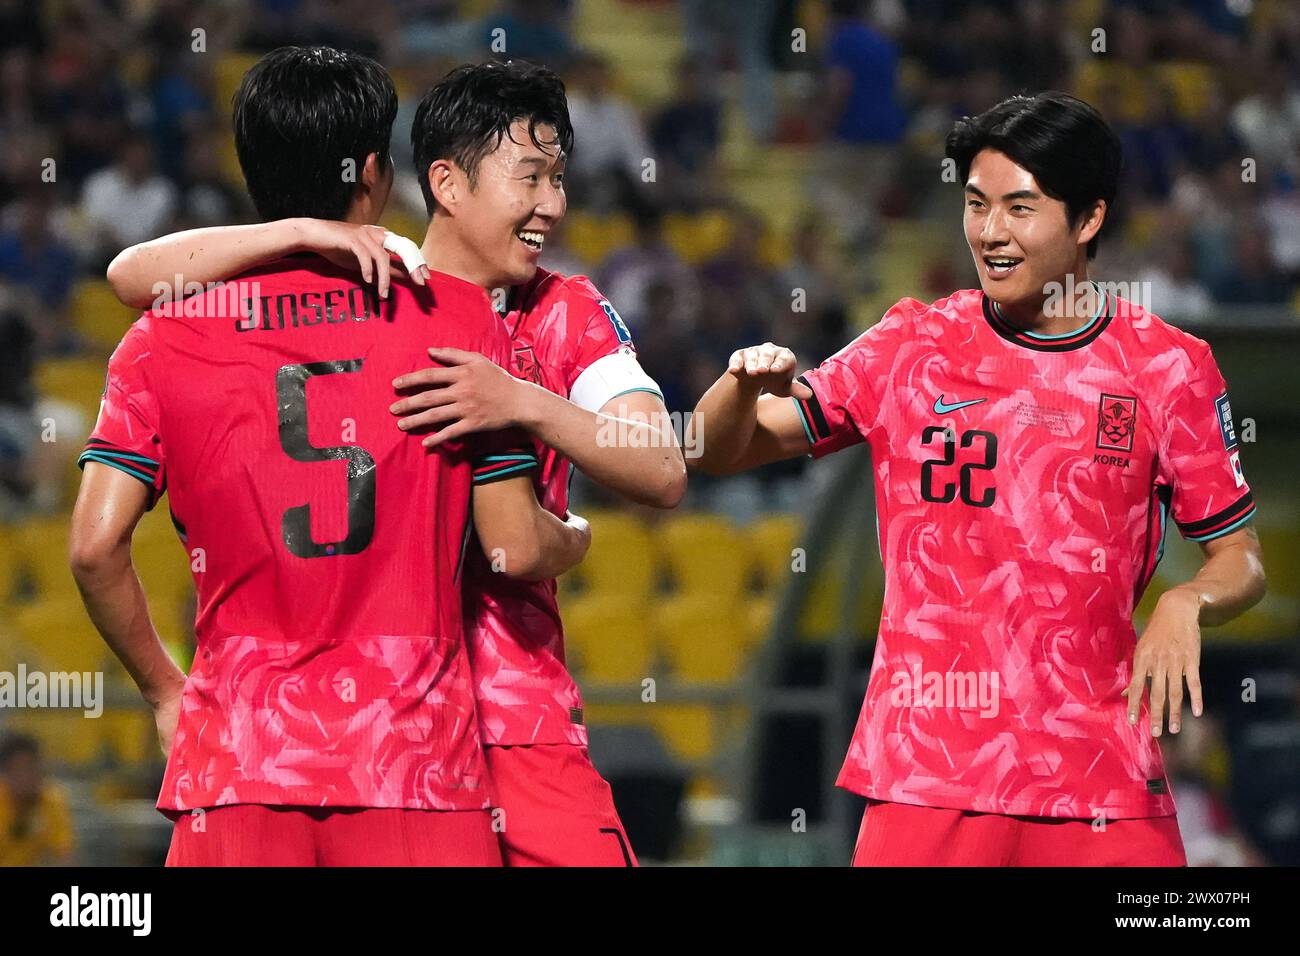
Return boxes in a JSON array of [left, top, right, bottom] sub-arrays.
[[0, 0, 1297, 866], [2, 0, 1299, 518]]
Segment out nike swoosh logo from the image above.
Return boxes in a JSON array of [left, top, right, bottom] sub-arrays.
[[933, 395, 987, 415]]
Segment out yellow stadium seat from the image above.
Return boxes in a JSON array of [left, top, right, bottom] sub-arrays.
[[72, 280, 138, 353], [582, 701, 654, 731], [563, 593, 656, 683], [14, 599, 108, 673], [746, 594, 775, 646], [568, 509, 658, 601], [748, 513, 802, 593], [655, 594, 748, 683], [100, 708, 155, 765], [11, 517, 77, 602], [0, 524, 18, 606], [1158, 62, 1216, 121], [664, 211, 734, 265], [648, 703, 715, 763], [34, 356, 108, 425], [562, 212, 635, 266], [6, 711, 105, 767], [659, 513, 749, 598]]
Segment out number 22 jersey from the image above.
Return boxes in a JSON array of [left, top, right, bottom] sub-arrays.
[[793, 288, 1255, 819], [79, 259, 537, 812]]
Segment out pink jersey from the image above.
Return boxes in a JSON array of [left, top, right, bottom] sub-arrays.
[[464, 268, 656, 746], [795, 288, 1255, 819], [79, 258, 537, 811]]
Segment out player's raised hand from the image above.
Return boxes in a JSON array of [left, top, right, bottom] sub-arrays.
[[293, 220, 430, 299], [391, 346, 527, 447], [1125, 587, 1204, 737], [726, 342, 813, 399]]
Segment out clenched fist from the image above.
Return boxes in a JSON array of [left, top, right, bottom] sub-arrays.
[[726, 342, 812, 399]]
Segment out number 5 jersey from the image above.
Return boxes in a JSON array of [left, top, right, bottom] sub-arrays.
[[80, 258, 536, 812]]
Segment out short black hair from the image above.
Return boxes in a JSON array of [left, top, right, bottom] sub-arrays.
[[233, 46, 398, 221], [412, 60, 574, 217], [0, 733, 39, 768], [945, 91, 1122, 259]]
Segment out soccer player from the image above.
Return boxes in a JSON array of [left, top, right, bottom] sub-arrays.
[[690, 91, 1266, 866], [69, 47, 590, 866], [105, 60, 685, 865]]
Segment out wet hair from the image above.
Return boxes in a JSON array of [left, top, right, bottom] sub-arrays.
[[411, 60, 573, 216], [233, 46, 397, 221]]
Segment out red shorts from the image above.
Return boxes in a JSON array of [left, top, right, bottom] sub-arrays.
[[485, 744, 637, 867], [851, 798, 1187, 867], [165, 805, 502, 867]]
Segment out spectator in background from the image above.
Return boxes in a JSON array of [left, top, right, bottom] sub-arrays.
[[631, 278, 694, 414], [1260, 172, 1300, 286], [812, 0, 906, 245], [1136, 231, 1213, 326], [1117, 80, 1197, 201], [0, 734, 75, 867], [822, 0, 905, 145], [1212, 220, 1293, 306], [0, 194, 77, 345], [45, 35, 129, 187], [680, 0, 777, 141], [776, 215, 849, 362], [695, 207, 778, 361], [0, 293, 87, 515], [0, 300, 37, 518], [565, 50, 651, 214], [598, 207, 698, 333], [78, 133, 177, 269], [173, 126, 246, 230], [649, 56, 722, 212], [146, 49, 215, 183], [480, 0, 573, 64], [1165, 717, 1263, 867], [1230, 60, 1300, 180]]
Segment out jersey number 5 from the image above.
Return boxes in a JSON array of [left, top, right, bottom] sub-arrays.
[[277, 360, 376, 558], [920, 426, 997, 508]]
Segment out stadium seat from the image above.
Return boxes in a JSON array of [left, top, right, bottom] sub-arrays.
[[655, 594, 748, 683], [71, 280, 137, 353], [14, 599, 108, 673], [0, 524, 17, 606], [562, 211, 635, 266], [11, 517, 78, 602], [647, 703, 716, 763], [563, 593, 656, 684], [745, 594, 776, 646], [748, 513, 802, 593], [582, 702, 659, 743], [5, 711, 105, 767], [567, 509, 658, 601], [658, 513, 749, 598], [1159, 62, 1216, 121], [100, 708, 155, 765], [664, 211, 733, 265], [34, 356, 107, 426]]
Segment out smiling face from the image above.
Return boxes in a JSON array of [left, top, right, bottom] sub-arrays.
[[447, 118, 567, 288], [963, 148, 1104, 312]]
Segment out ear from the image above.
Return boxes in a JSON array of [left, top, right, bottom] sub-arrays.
[[360, 152, 387, 193], [1076, 199, 1106, 249], [427, 159, 461, 215]]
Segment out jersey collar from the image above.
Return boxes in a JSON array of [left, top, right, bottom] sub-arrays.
[[981, 283, 1114, 352]]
